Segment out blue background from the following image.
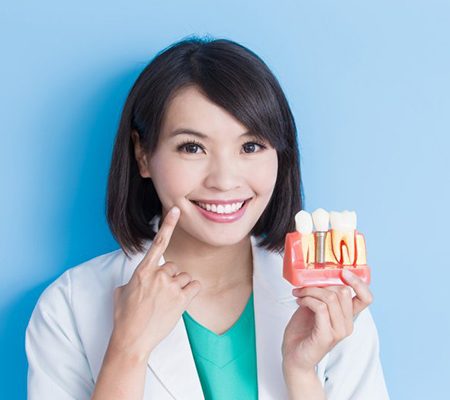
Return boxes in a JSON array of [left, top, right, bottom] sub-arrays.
[[1, 1, 449, 398]]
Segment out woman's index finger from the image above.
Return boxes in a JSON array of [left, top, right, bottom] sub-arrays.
[[143, 207, 180, 267]]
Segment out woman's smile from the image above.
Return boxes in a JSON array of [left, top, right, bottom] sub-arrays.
[[190, 197, 253, 223]]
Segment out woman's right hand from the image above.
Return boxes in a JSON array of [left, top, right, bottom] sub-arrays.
[[108, 207, 202, 362]]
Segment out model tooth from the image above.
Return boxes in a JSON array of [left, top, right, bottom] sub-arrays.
[[355, 233, 367, 265], [340, 210, 357, 231], [211, 204, 218, 212], [347, 210, 357, 230], [295, 210, 313, 234], [224, 204, 232, 213], [330, 210, 356, 230], [312, 208, 329, 231], [330, 210, 357, 265], [330, 211, 343, 230], [294, 210, 314, 265]]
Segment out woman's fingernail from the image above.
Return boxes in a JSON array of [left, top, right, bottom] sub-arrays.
[[171, 206, 180, 215]]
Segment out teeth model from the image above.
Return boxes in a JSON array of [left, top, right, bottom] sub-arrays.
[[311, 208, 329, 264], [294, 210, 315, 264], [295, 210, 313, 234], [311, 208, 330, 231], [329, 210, 357, 265], [284, 208, 370, 287]]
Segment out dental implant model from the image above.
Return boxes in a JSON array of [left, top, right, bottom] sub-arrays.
[[283, 208, 371, 287], [312, 208, 329, 264]]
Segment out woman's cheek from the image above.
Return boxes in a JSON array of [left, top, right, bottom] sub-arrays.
[[250, 152, 278, 195], [148, 156, 187, 203]]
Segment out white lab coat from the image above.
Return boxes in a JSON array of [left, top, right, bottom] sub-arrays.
[[26, 231, 390, 399]]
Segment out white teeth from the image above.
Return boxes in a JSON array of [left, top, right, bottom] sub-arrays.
[[330, 210, 358, 265], [312, 208, 330, 231], [294, 208, 359, 265], [344, 210, 356, 230], [295, 210, 313, 234], [295, 210, 314, 263], [329, 211, 343, 230], [330, 210, 356, 231], [196, 201, 244, 214]]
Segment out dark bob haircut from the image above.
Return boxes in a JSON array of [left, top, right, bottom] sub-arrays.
[[106, 35, 304, 258]]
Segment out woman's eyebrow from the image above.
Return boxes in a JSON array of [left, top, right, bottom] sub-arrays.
[[169, 128, 255, 140]]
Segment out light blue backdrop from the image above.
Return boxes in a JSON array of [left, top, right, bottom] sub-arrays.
[[1, 1, 449, 398]]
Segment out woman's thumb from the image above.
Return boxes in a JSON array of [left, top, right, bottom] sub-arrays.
[[183, 280, 202, 302]]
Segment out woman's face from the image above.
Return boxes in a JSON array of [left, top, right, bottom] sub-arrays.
[[134, 85, 278, 247]]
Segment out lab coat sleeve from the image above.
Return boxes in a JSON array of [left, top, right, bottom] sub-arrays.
[[323, 307, 390, 400], [25, 270, 95, 400]]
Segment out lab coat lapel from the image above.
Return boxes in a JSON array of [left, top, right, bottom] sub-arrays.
[[140, 245, 205, 400], [139, 229, 296, 400], [252, 235, 297, 400], [147, 315, 205, 399]]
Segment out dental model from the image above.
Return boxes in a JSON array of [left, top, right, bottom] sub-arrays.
[[283, 208, 371, 287], [312, 208, 329, 264]]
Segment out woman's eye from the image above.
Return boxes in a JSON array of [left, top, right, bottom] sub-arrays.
[[243, 142, 266, 153], [180, 143, 203, 154], [176, 140, 205, 154], [177, 140, 266, 154]]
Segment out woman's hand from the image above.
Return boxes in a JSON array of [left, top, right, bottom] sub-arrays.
[[108, 207, 202, 363], [282, 269, 373, 374]]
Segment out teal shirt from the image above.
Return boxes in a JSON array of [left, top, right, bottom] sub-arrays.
[[182, 292, 258, 399]]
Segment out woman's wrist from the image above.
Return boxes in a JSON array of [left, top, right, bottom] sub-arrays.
[[92, 342, 149, 400], [107, 329, 154, 366], [282, 363, 326, 400]]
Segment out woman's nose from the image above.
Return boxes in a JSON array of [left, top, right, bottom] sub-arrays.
[[203, 157, 244, 191]]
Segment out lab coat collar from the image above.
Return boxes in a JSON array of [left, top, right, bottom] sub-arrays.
[[122, 216, 297, 399]]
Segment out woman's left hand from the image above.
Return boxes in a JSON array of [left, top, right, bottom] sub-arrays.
[[281, 269, 373, 373]]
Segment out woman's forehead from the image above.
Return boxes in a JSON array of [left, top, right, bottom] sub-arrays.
[[161, 87, 249, 141]]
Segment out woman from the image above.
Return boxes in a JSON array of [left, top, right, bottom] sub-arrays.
[[26, 36, 389, 399]]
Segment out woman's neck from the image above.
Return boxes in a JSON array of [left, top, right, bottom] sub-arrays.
[[162, 228, 253, 295]]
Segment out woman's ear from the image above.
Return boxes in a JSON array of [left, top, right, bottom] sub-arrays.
[[131, 130, 151, 178]]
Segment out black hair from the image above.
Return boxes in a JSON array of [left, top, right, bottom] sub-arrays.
[[106, 35, 304, 258]]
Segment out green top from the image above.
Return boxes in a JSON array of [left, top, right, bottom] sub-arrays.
[[182, 292, 258, 400]]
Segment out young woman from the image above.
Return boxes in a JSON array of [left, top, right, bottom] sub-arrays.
[[26, 37, 389, 400]]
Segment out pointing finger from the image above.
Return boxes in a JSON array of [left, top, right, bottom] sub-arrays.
[[141, 207, 180, 269]]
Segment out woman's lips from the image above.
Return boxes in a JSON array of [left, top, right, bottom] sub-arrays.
[[190, 198, 251, 223], [190, 198, 250, 205]]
